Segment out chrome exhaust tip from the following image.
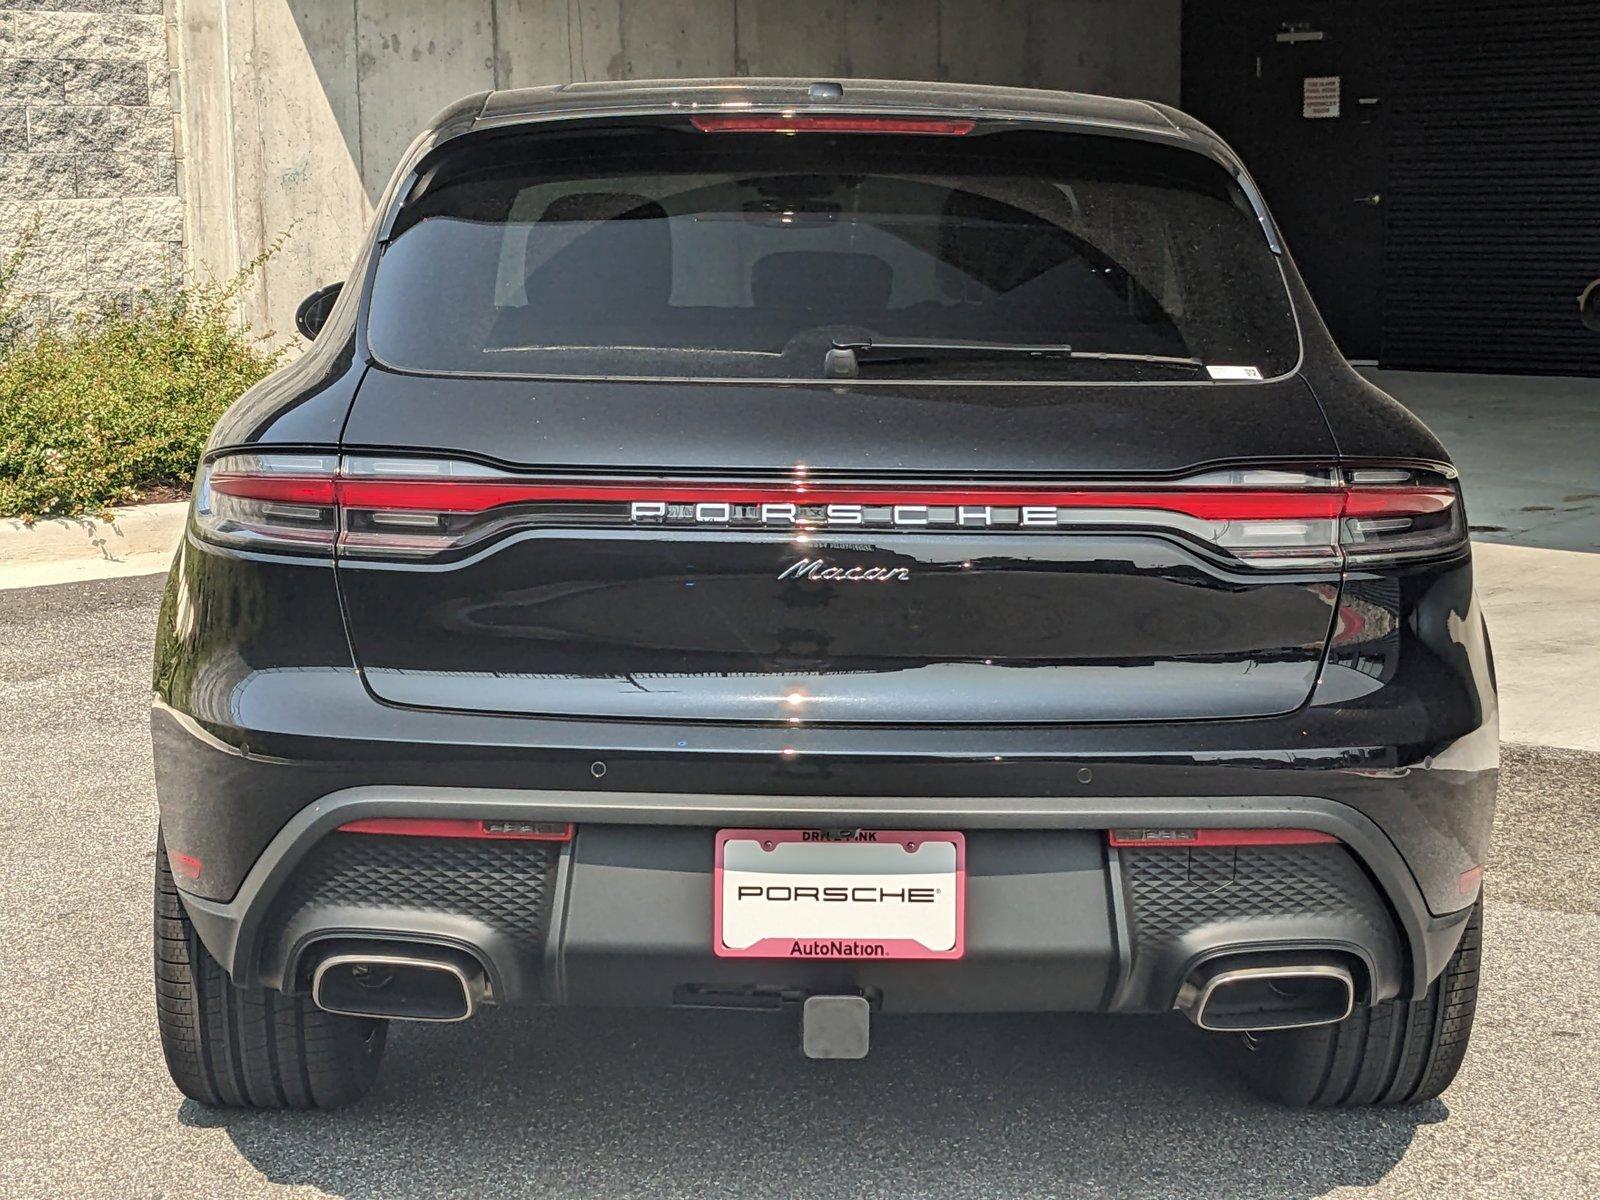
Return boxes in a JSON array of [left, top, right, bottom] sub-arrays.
[[311, 947, 486, 1023], [1176, 958, 1355, 1033]]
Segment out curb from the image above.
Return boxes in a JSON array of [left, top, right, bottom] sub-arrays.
[[0, 500, 187, 567]]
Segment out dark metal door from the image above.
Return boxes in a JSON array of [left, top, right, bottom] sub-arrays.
[[1184, 2, 1388, 359]]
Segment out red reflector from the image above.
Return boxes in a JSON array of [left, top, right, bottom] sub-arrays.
[[171, 851, 203, 880], [338, 818, 574, 841], [1107, 828, 1338, 848], [691, 114, 974, 136], [1458, 864, 1485, 894]]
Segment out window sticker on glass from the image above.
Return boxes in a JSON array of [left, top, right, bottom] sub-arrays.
[[1206, 365, 1264, 381]]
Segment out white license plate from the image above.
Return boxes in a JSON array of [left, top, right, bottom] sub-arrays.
[[713, 829, 965, 960]]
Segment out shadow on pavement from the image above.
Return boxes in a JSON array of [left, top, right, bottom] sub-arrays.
[[184, 1008, 1441, 1199]]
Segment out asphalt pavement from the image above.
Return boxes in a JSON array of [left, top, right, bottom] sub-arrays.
[[0, 574, 1595, 1199]]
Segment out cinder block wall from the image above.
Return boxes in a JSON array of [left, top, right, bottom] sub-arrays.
[[0, 0, 181, 330]]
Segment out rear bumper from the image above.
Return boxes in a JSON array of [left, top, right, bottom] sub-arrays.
[[174, 782, 1475, 1013], [152, 542, 1497, 1014]]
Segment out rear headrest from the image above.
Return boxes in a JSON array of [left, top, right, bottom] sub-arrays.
[[750, 252, 894, 316], [524, 192, 672, 313], [538, 192, 666, 224]]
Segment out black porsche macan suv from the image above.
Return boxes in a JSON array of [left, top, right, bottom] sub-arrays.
[[152, 79, 1494, 1109]]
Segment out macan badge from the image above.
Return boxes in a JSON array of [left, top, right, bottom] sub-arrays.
[[777, 558, 911, 583]]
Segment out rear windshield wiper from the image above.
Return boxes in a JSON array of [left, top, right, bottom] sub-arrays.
[[824, 339, 1204, 377], [1062, 350, 1206, 369], [826, 338, 1070, 376]]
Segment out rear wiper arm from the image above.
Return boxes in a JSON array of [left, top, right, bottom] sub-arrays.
[[824, 339, 1204, 377], [826, 338, 1071, 377], [1060, 350, 1207, 370]]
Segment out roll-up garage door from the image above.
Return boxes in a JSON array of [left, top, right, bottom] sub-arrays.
[[1383, 1, 1600, 375]]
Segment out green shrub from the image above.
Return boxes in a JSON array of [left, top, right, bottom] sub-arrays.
[[0, 248, 286, 521]]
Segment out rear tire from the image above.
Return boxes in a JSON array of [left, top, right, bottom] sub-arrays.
[[1238, 899, 1482, 1107], [154, 832, 387, 1109]]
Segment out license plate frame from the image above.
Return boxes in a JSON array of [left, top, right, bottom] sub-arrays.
[[713, 829, 966, 960]]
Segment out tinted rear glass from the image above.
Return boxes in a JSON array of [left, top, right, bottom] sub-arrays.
[[367, 125, 1300, 381]]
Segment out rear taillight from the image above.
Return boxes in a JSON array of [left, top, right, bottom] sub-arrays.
[[191, 455, 1465, 567], [195, 452, 339, 552], [1338, 466, 1466, 562]]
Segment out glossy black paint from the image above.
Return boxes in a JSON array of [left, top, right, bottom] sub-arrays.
[[341, 527, 1337, 723], [342, 368, 1338, 474], [337, 363, 1352, 722], [152, 535, 1493, 919], [152, 82, 1496, 993]]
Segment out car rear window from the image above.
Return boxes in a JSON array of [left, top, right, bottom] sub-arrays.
[[366, 125, 1300, 382]]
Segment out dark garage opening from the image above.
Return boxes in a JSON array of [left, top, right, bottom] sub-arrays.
[[1183, 0, 1600, 376]]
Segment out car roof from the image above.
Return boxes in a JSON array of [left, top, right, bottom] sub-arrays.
[[386, 78, 1267, 249], [469, 77, 1185, 140]]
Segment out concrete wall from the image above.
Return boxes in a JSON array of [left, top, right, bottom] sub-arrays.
[[173, 0, 1182, 337], [0, 0, 181, 332]]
